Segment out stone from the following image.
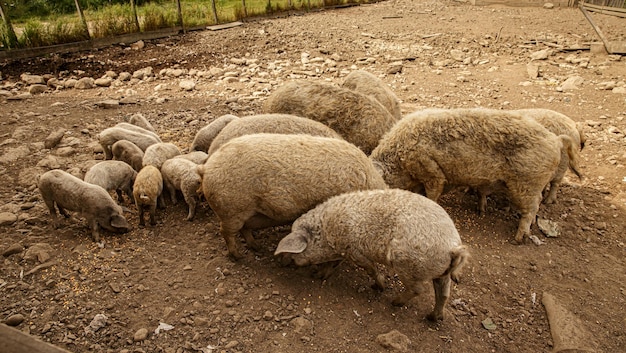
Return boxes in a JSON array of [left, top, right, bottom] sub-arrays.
[[96, 100, 120, 109], [105, 71, 118, 78], [224, 341, 239, 349], [263, 311, 273, 321], [131, 40, 145, 50], [3, 243, 24, 257], [526, 63, 539, 79], [560, 76, 584, 91], [597, 81, 616, 90], [291, 317, 312, 334], [29, 84, 47, 94], [47, 78, 62, 88], [0, 146, 30, 164], [64, 78, 78, 88], [4, 314, 25, 327], [530, 49, 550, 60], [85, 314, 108, 334], [95, 78, 112, 87], [24, 243, 54, 263], [21, 74, 45, 85], [75, 77, 95, 89], [376, 330, 411, 352], [0, 212, 18, 226], [450, 49, 464, 62], [37, 155, 61, 169], [543, 3, 554, 9], [118, 72, 132, 81], [133, 328, 149, 341], [613, 87, 626, 94], [55, 147, 76, 157], [44, 128, 66, 149], [179, 80, 196, 91], [538, 218, 560, 237]]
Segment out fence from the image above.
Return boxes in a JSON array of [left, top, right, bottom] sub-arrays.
[[0, 0, 375, 58]]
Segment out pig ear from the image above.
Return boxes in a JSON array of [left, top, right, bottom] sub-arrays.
[[274, 231, 308, 255], [110, 214, 129, 229], [196, 165, 205, 178]]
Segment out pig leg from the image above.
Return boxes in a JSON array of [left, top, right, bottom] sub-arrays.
[[165, 181, 177, 205], [87, 216, 101, 242], [427, 276, 452, 321], [42, 197, 61, 228], [220, 218, 246, 260], [149, 202, 157, 226], [125, 186, 135, 204], [115, 189, 124, 203], [350, 252, 386, 290], [513, 193, 541, 244], [137, 205, 146, 227], [183, 190, 196, 221], [102, 143, 113, 160]]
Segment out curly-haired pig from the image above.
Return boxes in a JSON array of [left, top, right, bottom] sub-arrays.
[[99, 126, 161, 160], [206, 113, 342, 156], [38, 169, 130, 242], [84, 160, 137, 204], [190, 114, 239, 152], [370, 108, 575, 244], [198, 133, 388, 259], [262, 80, 396, 154], [161, 158, 202, 221], [275, 189, 469, 321], [129, 113, 157, 133], [112, 140, 144, 172], [142, 142, 181, 170], [342, 70, 402, 121], [133, 165, 164, 226]]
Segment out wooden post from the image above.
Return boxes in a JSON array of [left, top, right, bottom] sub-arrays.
[[74, 0, 91, 39], [176, 0, 185, 32], [130, 0, 140, 32], [0, 323, 74, 353], [210, 0, 219, 24], [0, 1, 19, 48], [241, 0, 248, 17]]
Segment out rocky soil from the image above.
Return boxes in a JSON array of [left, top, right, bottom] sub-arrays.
[[1, 1, 625, 352]]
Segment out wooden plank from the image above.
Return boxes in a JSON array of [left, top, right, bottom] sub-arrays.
[[0, 27, 181, 61], [207, 21, 244, 31], [579, 4, 613, 52], [581, 2, 626, 17], [0, 323, 74, 353], [470, 0, 571, 6]]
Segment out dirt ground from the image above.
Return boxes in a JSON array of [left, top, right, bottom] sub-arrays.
[[1, 0, 625, 352]]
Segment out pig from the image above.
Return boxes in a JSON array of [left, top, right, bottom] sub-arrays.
[[84, 160, 137, 204], [275, 189, 469, 321], [38, 169, 130, 242]]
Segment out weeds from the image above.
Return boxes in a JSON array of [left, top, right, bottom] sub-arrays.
[[1, 0, 367, 50], [88, 4, 138, 38]]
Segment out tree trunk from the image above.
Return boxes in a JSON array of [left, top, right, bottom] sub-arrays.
[[130, 0, 140, 32]]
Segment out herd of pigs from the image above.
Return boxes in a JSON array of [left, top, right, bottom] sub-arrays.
[[36, 70, 584, 322]]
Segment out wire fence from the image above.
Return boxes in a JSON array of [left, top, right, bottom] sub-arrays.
[[0, 0, 376, 52]]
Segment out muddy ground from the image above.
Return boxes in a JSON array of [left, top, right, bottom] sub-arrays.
[[1, 0, 625, 352]]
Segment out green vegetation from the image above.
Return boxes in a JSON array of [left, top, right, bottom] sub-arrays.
[[0, 0, 365, 49]]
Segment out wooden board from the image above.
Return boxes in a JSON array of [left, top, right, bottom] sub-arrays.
[[206, 21, 244, 31], [582, 2, 626, 18], [0, 323, 74, 353], [470, 0, 572, 6], [0, 27, 181, 61]]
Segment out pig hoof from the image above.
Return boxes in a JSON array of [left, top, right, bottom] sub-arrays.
[[426, 311, 444, 322], [391, 299, 406, 307], [371, 282, 385, 292]]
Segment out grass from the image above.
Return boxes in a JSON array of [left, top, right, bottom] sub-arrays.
[[2, 0, 368, 49]]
